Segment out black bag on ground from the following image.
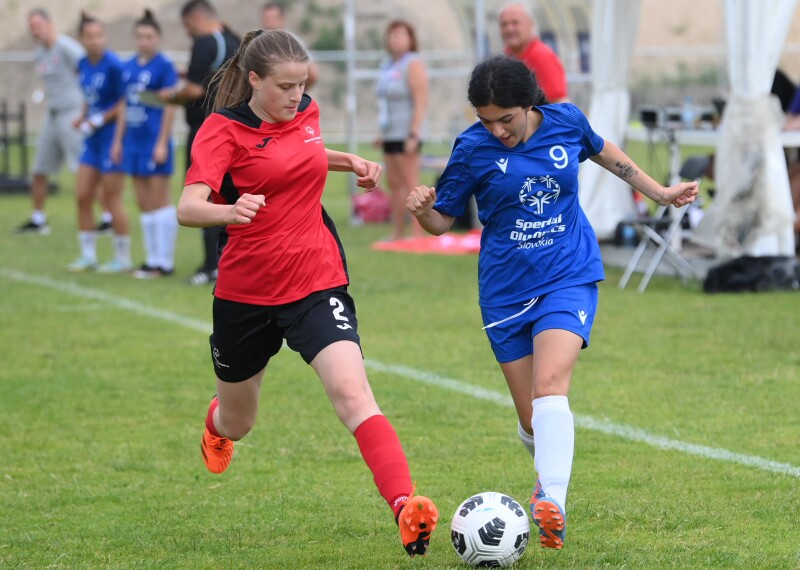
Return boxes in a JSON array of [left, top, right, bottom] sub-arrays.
[[703, 255, 800, 293]]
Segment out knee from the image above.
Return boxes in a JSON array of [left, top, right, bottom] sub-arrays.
[[219, 414, 256, 441], [533, 371, 570, 398], [77, 191, 94, 207]]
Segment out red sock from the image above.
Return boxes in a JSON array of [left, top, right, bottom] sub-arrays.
[[354, 414, 412, 520], [205, 397, 221, 437]]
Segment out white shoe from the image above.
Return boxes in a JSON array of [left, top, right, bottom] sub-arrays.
[[67, 257, 97, 273], [97, 259, 132, 273]]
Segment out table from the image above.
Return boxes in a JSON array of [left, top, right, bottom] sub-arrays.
[[626, 125, 800, 149]]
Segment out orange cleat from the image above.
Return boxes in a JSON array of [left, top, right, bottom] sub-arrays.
[[531, 497, 566, 550], [200, 427, 233, 474], [398, 489, 439, 557]]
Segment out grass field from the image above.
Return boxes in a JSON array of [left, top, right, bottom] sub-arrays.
[[1, 143, 799, 569]]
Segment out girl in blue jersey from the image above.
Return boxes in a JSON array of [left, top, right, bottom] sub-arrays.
[[408, 56, 698, 551], [68, 12, 131, 273], [111, 10, 179, 279]]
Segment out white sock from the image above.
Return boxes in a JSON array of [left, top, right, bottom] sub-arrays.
[[101, 211, 113, 224], [518, 421, 536, 462], [140, 212, 158, 268], [532, 395, 574, 509], [152, 205, 177, 271], [78, 231, 97, 263], [114, 234, 131, 265], [32, 210, 46, 225]]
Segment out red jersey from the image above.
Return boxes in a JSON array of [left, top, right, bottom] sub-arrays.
[[185, 96, 349, 305], [506, 39, 568, 102]]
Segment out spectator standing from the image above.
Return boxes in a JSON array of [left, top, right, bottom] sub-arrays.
[[18, 8, 85, 234], [260, 2, 318, 90], [111, 10, 179, 279], [376, 20, 428, 241], [68, 12, 131, 273], [499, 2, 568, 103], [157, 0, 240, 286]]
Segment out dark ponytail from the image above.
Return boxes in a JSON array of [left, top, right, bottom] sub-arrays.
[[211, 29, 308, 111], [78, 10, 99, 36], [136, 8, 162, 35], [468, 56, 547, 109]]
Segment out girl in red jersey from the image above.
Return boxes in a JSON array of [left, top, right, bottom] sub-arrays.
[[176, 29, 438, 557]]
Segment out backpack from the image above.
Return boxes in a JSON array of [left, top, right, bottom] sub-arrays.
[[703, 255, 800, 293]]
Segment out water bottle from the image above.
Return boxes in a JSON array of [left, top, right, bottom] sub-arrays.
[[681, 96, 696, 129]]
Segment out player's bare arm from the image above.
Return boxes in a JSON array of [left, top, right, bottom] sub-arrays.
[[591, 140, 699, 207], [407, 185, 454, 235], [325, 148, 382, 190], [178, 183, 265, 227]]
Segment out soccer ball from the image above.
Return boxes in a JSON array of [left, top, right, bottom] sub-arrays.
[[450, 492, 530, 567]]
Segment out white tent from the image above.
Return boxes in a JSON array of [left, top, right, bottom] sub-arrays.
[[692, 0, 798, 257], [577, 0, 641, 241], [580, 0, 798, 256]]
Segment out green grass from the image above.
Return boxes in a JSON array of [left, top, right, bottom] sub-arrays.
[[1, 143, 799, 569]]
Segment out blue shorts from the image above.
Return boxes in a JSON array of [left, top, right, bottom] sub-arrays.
[[480, 283, 599, 363], [80, 136, 123, 174], [122, 144, 173, 177]]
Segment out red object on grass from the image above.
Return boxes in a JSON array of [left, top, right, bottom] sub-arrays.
[[372, 230, 481, 255], [353, 189, 391, 223]]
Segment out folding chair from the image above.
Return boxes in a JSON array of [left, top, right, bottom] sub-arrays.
[[618, 156, 707, 292]]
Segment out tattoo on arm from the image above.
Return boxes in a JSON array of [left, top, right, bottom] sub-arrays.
[[615, 161, 638, 179]]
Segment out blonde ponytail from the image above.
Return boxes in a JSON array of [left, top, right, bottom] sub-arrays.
[[211, 29, 309, 111]]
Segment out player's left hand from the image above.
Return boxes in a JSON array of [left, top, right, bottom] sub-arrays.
[[658, 180, 699, 207], [352, 157, 382, 191]]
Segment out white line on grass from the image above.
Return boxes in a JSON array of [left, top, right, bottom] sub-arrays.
[[3, 267, 799, 479]]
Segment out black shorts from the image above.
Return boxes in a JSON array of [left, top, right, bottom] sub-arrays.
[[382, 140, 423, 154], [209, 286, 361, 382]]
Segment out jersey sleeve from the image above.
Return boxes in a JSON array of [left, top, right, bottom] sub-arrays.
[[433, 135, 479, 218], [186, 37, 216, 85], [185, 114, 236, 193], [561, 104, 604, 161], [62, 37, 86, 71]]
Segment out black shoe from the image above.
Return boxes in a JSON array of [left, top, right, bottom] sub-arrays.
[[187, 269, 217, 286], [96, 220, 113, 235], [17, 219, 50, 235], [132, 264, 171, 279]]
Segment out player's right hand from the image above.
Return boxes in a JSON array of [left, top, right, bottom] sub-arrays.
[[407, 185, 437, 216], [229, 193, 266, 224], [110, 141, 122, 165]]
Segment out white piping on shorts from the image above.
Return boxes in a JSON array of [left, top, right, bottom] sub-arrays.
[[482, 296, 539, 329]]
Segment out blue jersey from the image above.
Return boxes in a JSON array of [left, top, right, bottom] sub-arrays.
[[78, 51, 124, 143], [434, 103, 606, 308], [121, 52, 178, 148]]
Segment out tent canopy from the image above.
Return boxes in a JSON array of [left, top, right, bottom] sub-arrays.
[[580, 0, 797, 257]]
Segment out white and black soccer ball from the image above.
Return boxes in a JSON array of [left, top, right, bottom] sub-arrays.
[[450, 492, 530, 568]]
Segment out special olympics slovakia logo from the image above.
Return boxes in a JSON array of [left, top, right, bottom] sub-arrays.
[[519, 175, 561, 215]]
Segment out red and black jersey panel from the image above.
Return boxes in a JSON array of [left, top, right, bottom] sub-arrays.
[[186, 95, 348, 306]]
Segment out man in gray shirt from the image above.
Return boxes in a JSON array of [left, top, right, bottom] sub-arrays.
[[18, 8, 85, 234]]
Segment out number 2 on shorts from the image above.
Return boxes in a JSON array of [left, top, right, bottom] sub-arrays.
[[329, 297, 353, 330]]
